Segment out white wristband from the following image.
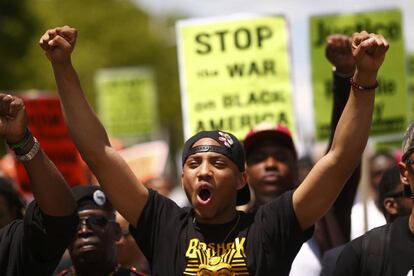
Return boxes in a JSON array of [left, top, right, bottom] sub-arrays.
[[15, 137, 40, 162]]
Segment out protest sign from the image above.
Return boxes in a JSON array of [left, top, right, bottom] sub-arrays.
[[95, 67, 159, 139], [177, 14, 295, 139], [310, 9, 407, 140], [15, 94, 88, 194]]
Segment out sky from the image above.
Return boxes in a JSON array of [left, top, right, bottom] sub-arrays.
[[134, 0, 414, 155]]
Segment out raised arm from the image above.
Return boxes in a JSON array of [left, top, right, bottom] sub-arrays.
[[326, 34, 356, 136], [316, 34, 361, 251], [293, 31, 389, 230], [39, 26, 148, 226], [0, 94, 76, 216]]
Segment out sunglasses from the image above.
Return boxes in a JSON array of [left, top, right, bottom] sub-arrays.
[[78, 215, 114, 230]]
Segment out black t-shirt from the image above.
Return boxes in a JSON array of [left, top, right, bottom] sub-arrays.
[[0, 201, 78, 276], [130, 189, 313, 275], [334, 216, 414, 276], [57, 266, 147, 275]]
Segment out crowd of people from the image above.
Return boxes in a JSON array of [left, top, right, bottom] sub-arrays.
[[0, 24, 413, 276]]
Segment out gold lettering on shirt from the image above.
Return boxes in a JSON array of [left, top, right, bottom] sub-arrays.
[[184, 237, 249, 275]]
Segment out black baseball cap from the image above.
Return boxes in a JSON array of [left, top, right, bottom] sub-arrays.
[[71, 185, 114, 211], [182, 130, 250, 206]]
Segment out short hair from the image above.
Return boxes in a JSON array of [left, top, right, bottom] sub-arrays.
[[402, 122, 414, 162], [377, 165, 402, 216]]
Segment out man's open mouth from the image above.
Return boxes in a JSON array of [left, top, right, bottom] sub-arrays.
[[197, 187, 212, 204]]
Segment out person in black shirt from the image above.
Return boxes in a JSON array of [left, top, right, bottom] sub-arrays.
[[57, 185, 146, 276], [321, 164, 412, 276], [0, 93, 78, 275], [243, 34, 363, 275], [377, 165, 412, 223], [333, 124, 414, 276], [40, 26, 388, 275], [0, 177, 25, 228]]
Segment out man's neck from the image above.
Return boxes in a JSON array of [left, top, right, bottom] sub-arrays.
[[194, 209, 238, 225], [409, 213, 414, 234]]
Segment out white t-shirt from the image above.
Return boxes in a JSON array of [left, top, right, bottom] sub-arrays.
[[351, 197, 386, 239], [289, 237, 321, 276]]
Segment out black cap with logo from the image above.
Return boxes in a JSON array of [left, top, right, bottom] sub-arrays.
[[181, 130, 250, 206]]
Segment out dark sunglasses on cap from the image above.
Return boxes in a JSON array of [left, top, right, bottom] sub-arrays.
[[78, 215, 114, 230]]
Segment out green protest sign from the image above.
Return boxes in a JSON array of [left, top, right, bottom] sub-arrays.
[[310, 9, 407, 140], [177, 15, 294, 140], [95, 67, 159, 138]]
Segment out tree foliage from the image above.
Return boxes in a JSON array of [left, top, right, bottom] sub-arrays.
[[1, 0, 183, 166], [0, 0, 38, 90]]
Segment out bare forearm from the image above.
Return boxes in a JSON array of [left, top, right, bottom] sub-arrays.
[[40, 26, 149, 226], [52, 61, 110, 163], [294, 32, 388, 230], [51, 61, 148, 226], [312, 74, 375, 212], [329, 70, 376, 172], [294, 72, 375, 230], [24, 149, 76, 216]]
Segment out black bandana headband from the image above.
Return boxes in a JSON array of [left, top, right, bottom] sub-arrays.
[[181, 130, 250, 206], [185, 145, 233, 163], [181, 130, 245, 172]]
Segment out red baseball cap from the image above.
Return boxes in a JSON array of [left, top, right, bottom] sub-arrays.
[[243, 123, 297, 158]]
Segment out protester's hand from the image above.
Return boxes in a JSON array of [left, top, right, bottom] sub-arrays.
[[39, 26, 77, 64], [326, 34, 355, 76], [352, 31, 389, 78], [0, 94, 28, 144]]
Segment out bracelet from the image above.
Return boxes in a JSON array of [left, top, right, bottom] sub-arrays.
[[15, 137, 40, 162], [350, 78, 378, 91], [7, 128, 33, 150], [333, 66, 355, 78]]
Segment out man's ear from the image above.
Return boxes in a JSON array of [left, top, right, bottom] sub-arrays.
[[398, 161, 409, 185], [383, 197, 397, 217], [113, 222, 122, 241], [181, 172, 184, 190], [237, 172, 248, 190]]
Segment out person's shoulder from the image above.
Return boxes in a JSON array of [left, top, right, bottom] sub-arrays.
[[344, 222, 390, 256], [116, 266, 148, 276], [56, 267, 75, 276], [128, 266, 147, 276], [0, 219, 24, 244], [149, 189, 188, 212], [382, 216, 408, 238], [323, 244, 346, 261], [392, 215, 409, 226], [260, 190, 295, 211], [0, 219, 23, 233], [56, 266, 149, 276], [363, 222, 392, 237]]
